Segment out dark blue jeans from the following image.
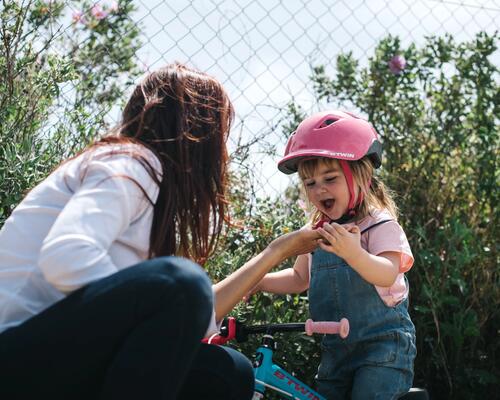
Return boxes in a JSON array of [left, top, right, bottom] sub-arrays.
[[0, 256, 254, 399]]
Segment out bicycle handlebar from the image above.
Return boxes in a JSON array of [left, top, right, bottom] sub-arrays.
[[203, 317, 350, 345], [305, 318, 349, 339]]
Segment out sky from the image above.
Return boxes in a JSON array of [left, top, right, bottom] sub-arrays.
[[128, 0, 499, 197]]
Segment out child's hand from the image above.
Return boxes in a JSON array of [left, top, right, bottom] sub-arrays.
[[317, 223, 362, 261]]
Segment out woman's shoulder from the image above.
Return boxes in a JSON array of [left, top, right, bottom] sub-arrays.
[[59, 142, 162, 198], [88, 142, 162, 173], [62, 142, 162, 187]]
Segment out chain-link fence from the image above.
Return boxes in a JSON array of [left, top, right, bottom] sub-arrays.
[[126, 0, 498, 197], [17, 0, 500, 197]]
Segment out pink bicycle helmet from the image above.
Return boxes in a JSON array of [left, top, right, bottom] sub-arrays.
[[278, 110, 383, 222]]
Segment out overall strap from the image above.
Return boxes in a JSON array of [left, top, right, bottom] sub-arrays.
[[360, 219, 393, 235]]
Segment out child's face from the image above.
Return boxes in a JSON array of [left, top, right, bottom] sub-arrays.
[[301, 159, 357, 220]]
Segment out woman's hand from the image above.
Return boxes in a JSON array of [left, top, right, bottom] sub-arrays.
[[214, 227, 320, 320], [317, 223, 362, 262], [268, 228, 321, 262]]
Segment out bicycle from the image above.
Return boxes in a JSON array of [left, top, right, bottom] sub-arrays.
[[205, 317, 430, 400], [205, 317, 349, 399]]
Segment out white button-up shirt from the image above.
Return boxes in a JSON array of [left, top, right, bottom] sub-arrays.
[[0, 143, 217, 335]]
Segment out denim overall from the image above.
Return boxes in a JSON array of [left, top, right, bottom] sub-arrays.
[[309, 224, 416, 400]]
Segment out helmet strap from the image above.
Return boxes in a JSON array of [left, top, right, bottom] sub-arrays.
[[338, 160, 358, 214]]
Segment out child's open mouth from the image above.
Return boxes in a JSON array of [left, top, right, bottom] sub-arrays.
[[321, 199, 334, 210]]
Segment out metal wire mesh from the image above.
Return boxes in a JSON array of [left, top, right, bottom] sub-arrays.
[[22, 0, 500, 197], [130, 0, 499, 197]]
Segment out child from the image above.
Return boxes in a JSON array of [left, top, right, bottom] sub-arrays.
[[0, 62, 320, 400], [253, 110, 416, 399]]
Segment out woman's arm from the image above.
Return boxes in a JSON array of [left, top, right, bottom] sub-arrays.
[[38, 151, 159, 292], [213, 229, 319, 321]]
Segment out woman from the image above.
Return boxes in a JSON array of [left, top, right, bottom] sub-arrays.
[[0, 63, 320, 399]]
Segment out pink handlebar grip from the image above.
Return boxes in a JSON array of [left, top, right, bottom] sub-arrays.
[[305, 318, 350, 339]]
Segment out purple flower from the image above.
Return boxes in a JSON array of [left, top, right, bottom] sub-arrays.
[[91, 4, 108, 20], [388, 55, 406, 75]]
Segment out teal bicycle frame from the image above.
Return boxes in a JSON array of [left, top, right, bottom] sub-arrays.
[[252, 333, 325, 400], [204, 318, 349, 400]]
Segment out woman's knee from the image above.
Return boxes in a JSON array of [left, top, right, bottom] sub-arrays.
[[86, 256, 213, 325], [147, 256, 211, 295], [135, 256, 213, 313]]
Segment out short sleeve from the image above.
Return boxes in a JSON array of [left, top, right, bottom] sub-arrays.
[[363, 220, 414, 273]]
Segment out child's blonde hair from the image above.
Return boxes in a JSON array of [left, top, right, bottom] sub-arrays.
[[298, 157, 398, 225]]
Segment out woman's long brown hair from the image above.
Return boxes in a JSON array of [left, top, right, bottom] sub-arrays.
[[87, 63, 234, 264]]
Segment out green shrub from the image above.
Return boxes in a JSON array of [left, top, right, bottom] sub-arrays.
[[309, 33, 499, 399], [209, 32, 499, 399], [0, 0, 141, 225], [2, 5, 497, 397]]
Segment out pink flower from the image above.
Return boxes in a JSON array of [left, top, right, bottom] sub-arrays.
[[388, 55, 406, 75], [72, 10, 87, 24], [91, 4, 108, 20]]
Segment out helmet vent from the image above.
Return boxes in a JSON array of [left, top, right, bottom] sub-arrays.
[[318, 118, 337, 128]]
